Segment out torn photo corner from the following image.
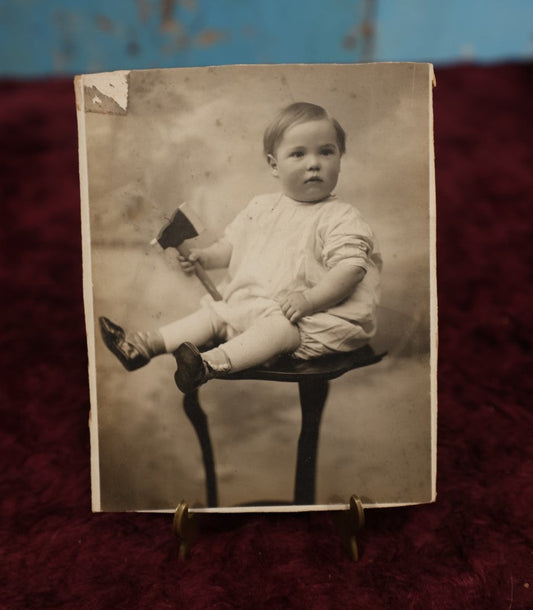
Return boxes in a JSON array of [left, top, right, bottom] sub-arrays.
[[76, 70, 130, 115], [75, 63, 437, 514]]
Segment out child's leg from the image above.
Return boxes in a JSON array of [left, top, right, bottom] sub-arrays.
[[99, 307, 220, 371], [173, 315, 300, 393], [158, 308, 222, 352], [203, 315, 301, 373]]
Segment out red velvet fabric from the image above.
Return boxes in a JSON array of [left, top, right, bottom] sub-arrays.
[[1, 64, 532, 608]]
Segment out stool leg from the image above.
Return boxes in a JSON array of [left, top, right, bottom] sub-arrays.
[[182, 390, 218, 507], [294, 379, 329, 504]]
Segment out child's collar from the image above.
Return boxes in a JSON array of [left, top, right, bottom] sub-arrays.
[[282, 192, 337, 205]]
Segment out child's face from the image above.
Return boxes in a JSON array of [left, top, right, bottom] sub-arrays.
[[268, 119, 342, 203]]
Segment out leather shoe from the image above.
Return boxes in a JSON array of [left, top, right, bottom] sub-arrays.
[[99, 316, 150, 371], [174, 342, 212, 393]]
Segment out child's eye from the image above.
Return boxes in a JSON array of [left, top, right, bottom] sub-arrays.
[[290, 151, 304, 158], [321, 148, 336, 156]]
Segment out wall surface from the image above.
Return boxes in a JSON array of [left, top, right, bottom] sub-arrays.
[[1, 0, 531, 76], [374, 0, 533, 64], [0, 0, 374, 76]]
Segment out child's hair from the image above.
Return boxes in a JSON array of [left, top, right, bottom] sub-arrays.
[[263, 102, 346, 159]]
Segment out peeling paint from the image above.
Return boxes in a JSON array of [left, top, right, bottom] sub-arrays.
[[95, 15, 114, 33], [136, 0, 151, 23], [343, 34, 358, 50], [341, 0, 376, 60], [195, 29, 227, 47], [158, 0, 189, 52], [161, 0, 178, 32]]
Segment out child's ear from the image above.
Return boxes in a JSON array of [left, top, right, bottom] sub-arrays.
[[267, 154, 279, 177]]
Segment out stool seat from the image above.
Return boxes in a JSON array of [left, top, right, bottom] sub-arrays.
[[225, 343, 384, 382], [173, 344, 386, 508]]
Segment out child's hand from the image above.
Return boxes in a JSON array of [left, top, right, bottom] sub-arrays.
[[280, 291, 314, 324], [178, 249, 203, 275]]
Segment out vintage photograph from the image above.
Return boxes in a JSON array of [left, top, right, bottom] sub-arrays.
[[75, 63, 437, 513]]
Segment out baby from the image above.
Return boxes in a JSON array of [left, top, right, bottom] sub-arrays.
[[100, 102, 382, 393]]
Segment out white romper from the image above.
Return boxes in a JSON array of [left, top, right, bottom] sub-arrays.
[[202, 192, 382, 359]]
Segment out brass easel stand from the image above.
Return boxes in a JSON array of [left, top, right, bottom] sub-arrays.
[[173, 496, 366, 561], [173, 501, 201, 560], [331, 495, 366, 561]]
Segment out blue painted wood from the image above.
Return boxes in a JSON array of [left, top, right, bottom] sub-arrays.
[[374, 0, 533, 65], [0, 0, 531, 76], [0, 0, 371, 76]]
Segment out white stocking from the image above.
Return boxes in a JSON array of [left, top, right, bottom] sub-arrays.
[[204, 316, 301, 373], [158, 308, 222, 353]]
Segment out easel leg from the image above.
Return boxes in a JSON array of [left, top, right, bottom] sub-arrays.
[[182, 390, 218, 507], [332, 495, 366, 561], [294, 379, 329, 504], [173, 501, 200, 559]]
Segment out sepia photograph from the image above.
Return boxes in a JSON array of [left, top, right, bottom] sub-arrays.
[[75, 62, 437, 513]]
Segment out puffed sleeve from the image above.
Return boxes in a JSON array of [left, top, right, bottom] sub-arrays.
[[319, 203, 377, 271]]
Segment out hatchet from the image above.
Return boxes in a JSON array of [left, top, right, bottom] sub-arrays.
[[151, 202, 222, 301]]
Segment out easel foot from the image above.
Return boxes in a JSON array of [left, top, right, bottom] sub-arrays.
[[332, 495, 366, 561], [173, 501, 200, 559]]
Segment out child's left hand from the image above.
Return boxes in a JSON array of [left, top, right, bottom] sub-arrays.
[[280, 291, 314, 324]]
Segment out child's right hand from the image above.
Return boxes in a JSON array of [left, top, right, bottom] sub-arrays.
[[178, 249, 203, 274]]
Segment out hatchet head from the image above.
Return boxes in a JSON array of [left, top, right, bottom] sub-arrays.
[[151, 202, 205, 249]]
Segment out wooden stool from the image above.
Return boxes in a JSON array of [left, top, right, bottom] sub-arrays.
[[174, 344, 386, 507]]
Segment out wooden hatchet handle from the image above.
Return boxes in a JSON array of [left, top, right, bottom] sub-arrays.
[[178, 242, 223, 301]]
